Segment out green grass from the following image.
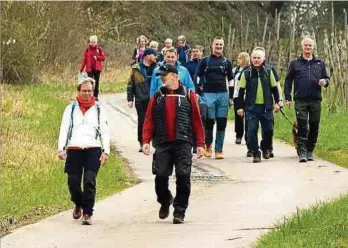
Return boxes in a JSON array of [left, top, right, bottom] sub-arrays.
[[256, 196, 348, 248], [229, 103, 348, 247], [273, 106, 348, 168], [0, 82, 136, 235]]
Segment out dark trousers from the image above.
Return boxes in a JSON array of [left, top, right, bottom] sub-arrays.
[[65, 148, 101, 216], [153, 141, 192, 217], [87, 70, 101, 99], [246, 105, 273, 155], [295, 100, 321, 153], [233, 102, 244, 139], [261, 118, 275, 152], [135, 100, 149, 145]]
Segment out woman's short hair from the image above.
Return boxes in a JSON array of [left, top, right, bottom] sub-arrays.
[[238, 52, 250, 66], [149, 41, 159, 48], [77, 78, 95, 91]]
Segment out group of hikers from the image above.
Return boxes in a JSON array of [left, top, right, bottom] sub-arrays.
[[57, 34, 330, 225]]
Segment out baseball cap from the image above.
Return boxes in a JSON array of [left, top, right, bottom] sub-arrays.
[[143, 48, 157, 57], [155, 64, 178, 76]]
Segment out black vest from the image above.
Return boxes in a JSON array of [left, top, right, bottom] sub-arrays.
[[244, 66, 273, 111], [153, 85, 192, 146]]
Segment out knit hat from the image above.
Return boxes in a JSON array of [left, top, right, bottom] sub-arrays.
[[89, 35, 98, 43]]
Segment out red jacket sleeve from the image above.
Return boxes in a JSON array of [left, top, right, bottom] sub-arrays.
[[97, 48, 106, 61], [142, 96, 155, 144], [80, 50, 87, 72], [190, 92, 205, 147]]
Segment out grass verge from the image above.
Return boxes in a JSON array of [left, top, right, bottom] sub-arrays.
[[0, 82, 135, 236]]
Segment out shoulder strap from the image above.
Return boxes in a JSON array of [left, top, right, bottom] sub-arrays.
[[65, 101, 77, 149], [95, 102, 104, 149], [183, 87, 191, 100]]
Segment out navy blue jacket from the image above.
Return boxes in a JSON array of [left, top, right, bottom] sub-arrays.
[[176, 44, 190, 65], [284, 56, 330, 101], [184, 59, 201, 93]]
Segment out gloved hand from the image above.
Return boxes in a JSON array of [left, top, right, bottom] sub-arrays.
[[128, 101, 133, 108]]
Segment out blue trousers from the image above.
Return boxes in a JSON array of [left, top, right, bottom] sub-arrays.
[[202, 92, 229, 152], [246, 105, 273, 155]]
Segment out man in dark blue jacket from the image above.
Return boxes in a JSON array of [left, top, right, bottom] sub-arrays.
[[176, 35, 190, 66], [284, 36, 330, 162]]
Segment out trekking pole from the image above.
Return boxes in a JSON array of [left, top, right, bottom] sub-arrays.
[[279, 108, 294, 126]]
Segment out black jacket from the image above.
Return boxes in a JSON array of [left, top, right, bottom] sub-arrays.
[[284, 55, 330, 101]]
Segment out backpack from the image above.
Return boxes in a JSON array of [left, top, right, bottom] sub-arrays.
[[204, 55, 228, 75], [64, 101, 103, 149]]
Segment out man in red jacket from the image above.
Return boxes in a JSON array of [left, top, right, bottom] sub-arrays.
[[142, 64, 205, 224], [80, 35, 106, 99]]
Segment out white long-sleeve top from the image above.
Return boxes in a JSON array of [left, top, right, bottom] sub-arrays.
[[58, 102, 110, 154]]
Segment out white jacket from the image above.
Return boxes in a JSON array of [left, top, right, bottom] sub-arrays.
[[229, 67, 244, 99], [58, 102, 110, 154]]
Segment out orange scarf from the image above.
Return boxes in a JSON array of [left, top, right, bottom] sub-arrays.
[[77, 95, 96, 115]]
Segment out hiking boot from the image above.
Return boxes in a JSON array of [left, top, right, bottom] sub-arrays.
[[173, 215, 185, 224], [307, 151, 314, 161], [81, 214, 92, 225], [253, 152, 261, 163], [215, 151, 224, 160], [246, 151, 252, 157], [235, 138, 242, 144], [299, 152, 307, 163], [269, 151, 274, 158], [72, 206, 82, 219], [159, 195, 173, 219], [204, 145, 212, 158], [262, 150, 270, 159]]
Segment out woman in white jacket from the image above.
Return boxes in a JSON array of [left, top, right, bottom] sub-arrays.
[[228, 52, 250, 149], [58, 75, 110, 225]]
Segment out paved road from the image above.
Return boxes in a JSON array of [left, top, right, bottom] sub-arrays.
[[2, 93, 348, 248]]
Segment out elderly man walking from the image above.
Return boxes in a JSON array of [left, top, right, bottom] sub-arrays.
[[284, 36, 330, 162], [236, 47, 281, 163], [142, 64, 205, 224]]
